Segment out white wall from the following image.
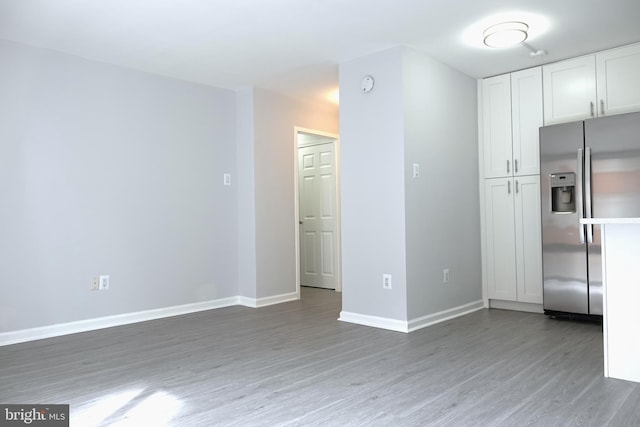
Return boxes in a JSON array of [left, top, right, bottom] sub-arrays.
[[339, 47, 409, 321], [0, 36, 476, 337], [236, 87, 257, 299], [338, 46, 481, 328], [251, 88, 338, 298], [0, 39, 238, 332], [402, 49, 482, 319]]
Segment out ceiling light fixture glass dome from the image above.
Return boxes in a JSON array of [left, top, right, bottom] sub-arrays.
[[483, 21, 529, 48]]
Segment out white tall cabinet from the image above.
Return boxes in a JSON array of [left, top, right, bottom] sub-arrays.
[[481, 67, 543, 308], [543, 43, 640, 125], [484, 176, 542, 304], [483, 68, 542, 178], [482, 74, 512, 179], [510, 69, 543, 176], [480, 41, 640, 313], [484, 178, 516, 301], [512, 176, 543, 304]]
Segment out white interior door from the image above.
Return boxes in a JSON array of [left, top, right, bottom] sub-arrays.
[[298, 142, 337, 289]]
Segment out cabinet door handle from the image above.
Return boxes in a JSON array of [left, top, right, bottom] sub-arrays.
[[507, 160, 510, 174], [515, 180, 519, 194], [507, 180, 511, 194], [600, 99, 605, 116], [590, 101, 595, 117], [514, 159, 518, 173]]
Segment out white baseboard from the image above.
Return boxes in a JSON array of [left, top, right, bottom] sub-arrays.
[[338, 311, 409, 332], [407, 300, 485, 332], [1, 291, 305, 346], [237, 291, 299, 308], [489, 299, 544, 313], [0, 296, 239, 347], [339, 299, 485, 334]]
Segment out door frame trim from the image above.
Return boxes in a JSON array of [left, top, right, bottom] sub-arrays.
[[293, 127, 342, 295]]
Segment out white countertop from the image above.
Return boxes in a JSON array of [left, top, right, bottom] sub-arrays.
[[580, 218, 640, 225]]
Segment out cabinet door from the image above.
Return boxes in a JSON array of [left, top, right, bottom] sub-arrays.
[[596, 43, 640, 117], [513, 176, 543, 304], [543, 56, 597, 125], [482, 75, 512, 178], [511, 67, 543, 176], [484, 178, 517, 300]]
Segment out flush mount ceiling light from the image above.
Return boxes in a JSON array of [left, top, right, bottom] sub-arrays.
[[462, 12, 549, 50], [483, 21, 529, 48]]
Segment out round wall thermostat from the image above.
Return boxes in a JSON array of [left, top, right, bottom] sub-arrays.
[[361, 75, 375, 93]]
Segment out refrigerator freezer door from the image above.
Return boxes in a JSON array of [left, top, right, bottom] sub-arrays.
[[540, 122, 589, 314], [584, 112, 640, 315], [585, 112, 640, 218]]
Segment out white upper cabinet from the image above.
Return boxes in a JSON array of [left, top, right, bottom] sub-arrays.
[[482, 74, 512, 178], [543, 43, 640, 125], [511, 67, 543, 176], [482, 68, 542, 178], [543, 56, 597, 125], [596, 43, 640, 117]]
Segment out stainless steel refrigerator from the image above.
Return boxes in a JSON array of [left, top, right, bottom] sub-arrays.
[[540, 112, 640, 317]]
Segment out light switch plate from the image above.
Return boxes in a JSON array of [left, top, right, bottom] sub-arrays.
[[382, 273, 392, 289], [99, 275, 110, 290]]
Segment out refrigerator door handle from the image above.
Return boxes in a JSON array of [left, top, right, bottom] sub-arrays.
[[585, 147, 594, 243], [578, 148, 586, 244]]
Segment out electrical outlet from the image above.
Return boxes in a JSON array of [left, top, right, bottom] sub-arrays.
[[91, 276, 100, 290], [99, 275, 110, 290], [443, 269, 450, 284], [382, 273, 392, 289], [223, 173, 231, 186], [412, 163, 420, 178]]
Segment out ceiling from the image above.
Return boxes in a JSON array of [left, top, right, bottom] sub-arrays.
[[2, 0, 640, 106]]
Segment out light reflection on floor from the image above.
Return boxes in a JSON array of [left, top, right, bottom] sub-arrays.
[[71, 388, 183, 426]]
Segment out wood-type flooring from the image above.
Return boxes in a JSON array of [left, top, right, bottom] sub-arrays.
[[1, 287, 638, 426]]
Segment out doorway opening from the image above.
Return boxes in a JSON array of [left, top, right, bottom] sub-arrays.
[[294, 128, 341, 296]]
